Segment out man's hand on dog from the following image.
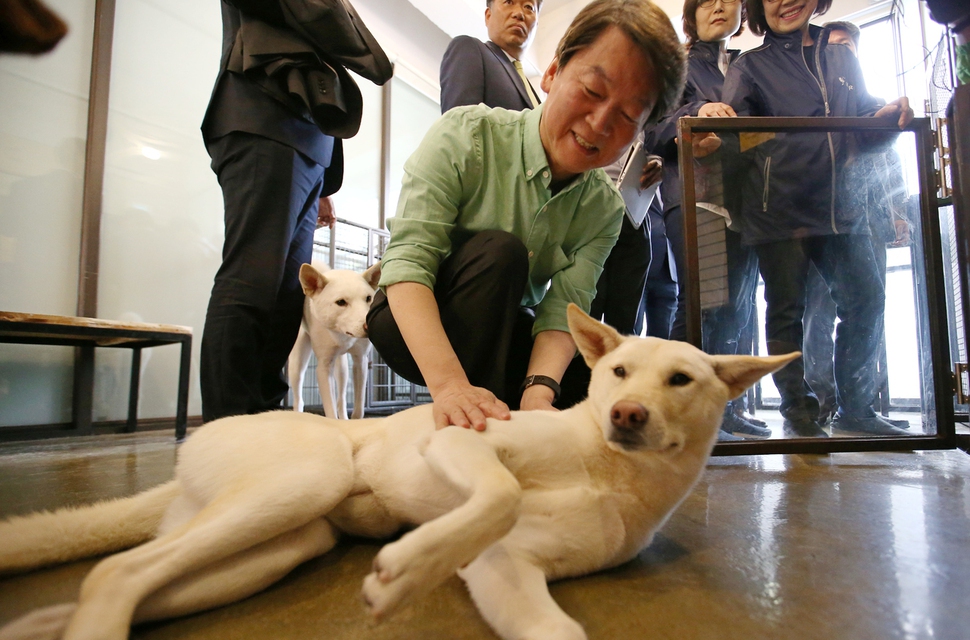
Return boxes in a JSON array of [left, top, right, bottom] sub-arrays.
[[433, 380, 510, 431]]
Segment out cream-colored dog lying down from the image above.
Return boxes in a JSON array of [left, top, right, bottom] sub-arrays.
[[0, 305, 797, 640]]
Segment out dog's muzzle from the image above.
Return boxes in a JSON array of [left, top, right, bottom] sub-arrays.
[[609, 401, 648, 449]]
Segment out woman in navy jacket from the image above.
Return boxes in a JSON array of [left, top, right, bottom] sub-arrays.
[[643, 0, 771, 440], [721, 0, 913, 438]]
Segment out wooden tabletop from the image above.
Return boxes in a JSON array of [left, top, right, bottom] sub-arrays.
[[0, 311, 192, 336]]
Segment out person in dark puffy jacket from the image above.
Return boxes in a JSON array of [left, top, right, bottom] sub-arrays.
[[643, 0, 771, 441], [720, 0, 913, 438]]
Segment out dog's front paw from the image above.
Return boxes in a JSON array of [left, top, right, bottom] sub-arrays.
[[0, 603, 77, 640], [360, 536, 459, 620]]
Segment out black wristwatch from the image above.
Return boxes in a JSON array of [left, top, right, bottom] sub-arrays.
[[520, 374, 561, 403]]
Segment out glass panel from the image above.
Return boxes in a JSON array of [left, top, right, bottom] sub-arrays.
[[96, 0, 223, 422], [0, 0, 96, 426], [693, 128, 936, 441]]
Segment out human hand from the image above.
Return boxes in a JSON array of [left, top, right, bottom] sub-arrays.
[[432, 379, 511, 431], [697, 102, 737, 118], [890, 219, 911, 247], [317, 196, 336, 229], [875, 97, 914, 129], [640, 155, 663, 189], [519, 383, 559, 412], [691, 132, 722, 158]]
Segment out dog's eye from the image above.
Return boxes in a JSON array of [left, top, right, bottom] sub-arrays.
[[669, 372, 692, 387], [336, 299, 347, 307], [366, 295, 372, 303], [613, 366, 626, 378]]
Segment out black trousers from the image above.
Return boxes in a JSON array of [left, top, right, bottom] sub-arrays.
[[367, 231, 590, 410], [755, 235, 885, 422], [201, 132, 326, 422], [590, 214, 651, 336]]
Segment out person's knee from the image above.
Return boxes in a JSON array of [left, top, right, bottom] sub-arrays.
[[464, 230, 529, 275]]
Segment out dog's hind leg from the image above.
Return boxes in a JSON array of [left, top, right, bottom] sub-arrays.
[[133, 517, 338, 622], [288, 327, 313, 412], [460, 543, 586, 640], [59, 423, 355, 640], [362, 428, 521, 619]]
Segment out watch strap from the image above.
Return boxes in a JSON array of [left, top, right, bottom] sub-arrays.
[[520, 374, 561, 402]]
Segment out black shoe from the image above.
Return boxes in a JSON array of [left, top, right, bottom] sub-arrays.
[[730, 400, 768, 428], [722, 412, 772, 439], [831, 414, 910, 436], [717, 428, 745, 442], [880, 416, 911, 429], [783, 418, 829, 438]]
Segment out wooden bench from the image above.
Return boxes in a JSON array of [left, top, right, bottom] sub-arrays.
[[0, 312, 192, 440]]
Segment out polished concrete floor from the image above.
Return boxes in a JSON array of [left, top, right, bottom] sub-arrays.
[[0, 431, 968, 640]]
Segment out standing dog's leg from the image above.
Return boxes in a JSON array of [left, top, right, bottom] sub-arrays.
[[349, 342, 370, 419], [288, 327, 313, 412], [460, 543, 586, 640], [317, 355, 339, 419], [362, 428, 521, 618], [333, 354, 349, 419]]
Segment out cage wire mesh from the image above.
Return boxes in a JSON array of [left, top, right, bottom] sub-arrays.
[[287, 220, 430, 415]]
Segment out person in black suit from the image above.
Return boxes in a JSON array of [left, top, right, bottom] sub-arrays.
[[199, 0, 390, 422], [439, 0, 542, 113]]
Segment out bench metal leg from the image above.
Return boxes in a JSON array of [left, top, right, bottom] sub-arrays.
[[72, 346, 95, 436], [126, 348, 142, 433], [175, 336, 192, 441]]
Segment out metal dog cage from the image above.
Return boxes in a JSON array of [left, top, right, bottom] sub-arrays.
[[284, 219, 431, 416]]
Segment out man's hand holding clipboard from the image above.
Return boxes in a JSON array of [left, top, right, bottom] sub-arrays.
[[615, 140, 662, 229]]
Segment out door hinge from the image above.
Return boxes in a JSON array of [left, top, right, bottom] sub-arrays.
[[956, 362, 969, 405]]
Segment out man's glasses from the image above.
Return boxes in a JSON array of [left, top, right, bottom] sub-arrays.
[[699, 0, 738, 8]]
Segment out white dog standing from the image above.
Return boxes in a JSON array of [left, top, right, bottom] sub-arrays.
[[0, 305, 797, 640], [288, 261, 380, 418]]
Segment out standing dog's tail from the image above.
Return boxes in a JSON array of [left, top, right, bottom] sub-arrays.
[[0, 480, 179, 575]]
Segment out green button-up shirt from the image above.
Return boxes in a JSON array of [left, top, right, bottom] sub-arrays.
[[380, 104, 624, 335]]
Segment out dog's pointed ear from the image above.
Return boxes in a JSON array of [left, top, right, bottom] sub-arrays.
[[712, 352, 801, 399], [362, 262, 381, 289], [567, 303, 624, 369], [299, 263, 328, 296]]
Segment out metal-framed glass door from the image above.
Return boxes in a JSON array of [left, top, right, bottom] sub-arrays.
[[678, 116, 955, 455]]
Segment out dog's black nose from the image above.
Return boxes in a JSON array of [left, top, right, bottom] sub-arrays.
[[611, 402, 648, 431]]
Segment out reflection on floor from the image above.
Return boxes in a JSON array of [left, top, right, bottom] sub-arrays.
[[0, 431, 968, 640]]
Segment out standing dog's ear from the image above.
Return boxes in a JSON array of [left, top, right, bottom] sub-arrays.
[[363, 262, 381, 289], [712, 352, 801, 399], [299, 263, 329, 296], [567, 303, 624, 369]]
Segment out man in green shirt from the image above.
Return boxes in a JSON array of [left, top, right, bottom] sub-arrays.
[[367, 0, 686, 430]]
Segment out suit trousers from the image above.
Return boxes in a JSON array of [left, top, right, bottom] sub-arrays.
[[367, 230, 590, 410], [201, 132, 326, 422], [589, 215, 651, 336]]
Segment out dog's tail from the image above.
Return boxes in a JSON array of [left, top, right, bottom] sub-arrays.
[[0, 480, 179, 575]]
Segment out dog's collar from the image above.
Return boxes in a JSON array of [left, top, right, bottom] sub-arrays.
[[520, 374, 561, 403]]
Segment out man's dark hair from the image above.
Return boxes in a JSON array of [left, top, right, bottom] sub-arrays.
[[745, 0, 832, 36], [823, 20, 861, 48], [553, 0, 687, 123], [682, 0, 747, 48]]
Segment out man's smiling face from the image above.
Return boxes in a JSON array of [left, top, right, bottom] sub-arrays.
[[538, 25, 658, 183]]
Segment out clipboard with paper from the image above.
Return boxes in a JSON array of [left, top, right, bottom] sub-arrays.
[[614, 140, 660, 229]]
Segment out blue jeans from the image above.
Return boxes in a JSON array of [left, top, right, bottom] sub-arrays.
[[755, 235, 885, 421]]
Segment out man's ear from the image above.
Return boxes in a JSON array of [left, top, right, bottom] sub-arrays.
[[362, 263, 381, 289], [540, 56, 559, 94], [299, 263, 328, 297], [567, 303, 623, 369], [712, 352, 801, 400]]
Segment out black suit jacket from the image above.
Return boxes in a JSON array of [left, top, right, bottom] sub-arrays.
[[439, 36, 539, 113], [202, 1, 391, 195]]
